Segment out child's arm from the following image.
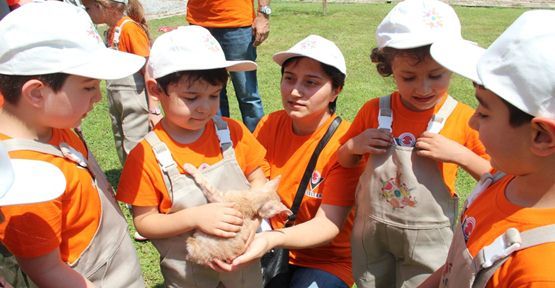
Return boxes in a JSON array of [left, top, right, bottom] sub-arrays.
[[220, 203, 350, 271], [16, 249, 95, 288], [415, 132, 491, 180], [132, 203, 244, 239], [338, 128, 392, 168]]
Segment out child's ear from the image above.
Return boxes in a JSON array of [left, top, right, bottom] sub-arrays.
[[146, 79, 164, 101], [530, 117, 555, 157], [21, 79, 47, 109]]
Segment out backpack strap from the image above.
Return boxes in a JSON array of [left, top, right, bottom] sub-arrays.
[[426, 95, 458, 134], [472, 224, 555, 288], [378, 95, 393, 131]]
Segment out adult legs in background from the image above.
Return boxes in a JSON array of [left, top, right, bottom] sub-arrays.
[[208, 27, 264, 132]]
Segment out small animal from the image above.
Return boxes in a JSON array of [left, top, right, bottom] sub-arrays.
[[183, 163, 292, 266]]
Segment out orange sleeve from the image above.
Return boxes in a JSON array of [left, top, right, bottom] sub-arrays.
[[116, 140, 170, 211], [0, 200, 62, 258], [0, 129, 100, 262], [119, 21, 150, 57], [320, 160, 364, 207], [227, 118, 266, 177], [339, 99, 379, 145]]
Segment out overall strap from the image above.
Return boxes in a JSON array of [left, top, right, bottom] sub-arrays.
[[144, 132, 186, 202], [286, 116, 342, 226], [377, 95, 393, 131], [212, 116, 234, 159], [1, 138, 108, 183], [472, 224, 555, 288], [465, 171, 506, 209], [426, 95, 458, 134], [110, 18, 132, 50], [2, 138, 65, 158]]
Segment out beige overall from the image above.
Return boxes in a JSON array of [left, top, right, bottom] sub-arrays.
[[146, 117, 262, 288], [1, 138, 144, 288], [106, 19, 150, 164], [440, 172, 555, 288], [352, 95, 459, 288]]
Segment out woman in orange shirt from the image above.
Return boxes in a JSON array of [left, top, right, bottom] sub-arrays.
[[224, 35, 364, 288]]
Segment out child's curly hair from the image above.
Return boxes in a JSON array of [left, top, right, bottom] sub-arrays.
[[370, 45, 432, 77]]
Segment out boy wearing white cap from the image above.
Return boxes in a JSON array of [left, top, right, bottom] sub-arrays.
[[0, 1, 145, 287], [224, 35, 364, 288], [115, 25, 268, 287], [420, 9, 555, 287], [337, 0, 491, 287]]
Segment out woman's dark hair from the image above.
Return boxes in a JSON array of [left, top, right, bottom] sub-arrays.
[[155, 68, 229, 95], [370, 45, 432, 77], [281, 56, 346, 114], [0, 73, 70, 105]]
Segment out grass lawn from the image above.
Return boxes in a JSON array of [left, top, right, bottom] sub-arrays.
[[81, 2, 525, 286]]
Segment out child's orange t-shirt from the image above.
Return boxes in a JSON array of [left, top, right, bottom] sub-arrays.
[[116, 118, 266, 213], [0, 129, 101, 264], [451, 175, 555, 287], [255, 111, 365, 286], [107, 16, 150, 57], [341, 92, 489, 197], [186, 0, 255, 28]]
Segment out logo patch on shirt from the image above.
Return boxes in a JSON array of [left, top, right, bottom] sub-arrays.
[[396, 132, 416, 147], [461, 216, 476, 242], [305, 170, 324, 199]]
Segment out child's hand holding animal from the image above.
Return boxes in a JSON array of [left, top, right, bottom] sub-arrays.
[[191, 202, 244, 238]]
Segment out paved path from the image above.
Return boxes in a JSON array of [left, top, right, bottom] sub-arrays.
[[142, 0, 185, 19]]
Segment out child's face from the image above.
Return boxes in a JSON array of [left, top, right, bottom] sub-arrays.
[[159, 76, 221, 133], [280, 57, 339, 121], [82, 0, 104, 25], [470, 87, 532, 174], [44, 75, 102, 129], [391, 54, 452, 111]]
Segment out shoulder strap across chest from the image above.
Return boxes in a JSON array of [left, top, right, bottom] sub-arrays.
[[145, 116, 234, 199], [377, 94, 458, 134]]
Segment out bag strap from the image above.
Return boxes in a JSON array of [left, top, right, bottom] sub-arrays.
[[285, 116, 342, 227]]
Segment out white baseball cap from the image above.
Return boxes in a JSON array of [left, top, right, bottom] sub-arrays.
[[0, 1, 144, 80], [148, 26, 257, 79], [376, 0, 462, 49], [272, 34, 347, 76], [431, 10, 555, 118], [0, 143, 65, 206]]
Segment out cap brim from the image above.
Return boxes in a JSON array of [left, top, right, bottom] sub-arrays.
[[63, 49, 146, 80], [272, 52, 301, 67], [225, 60, 257, 72], [430, 39, 486, 84], [0, 159, 66, 206]]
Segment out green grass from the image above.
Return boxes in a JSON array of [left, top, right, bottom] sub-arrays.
[[81, 2, 525, 286]]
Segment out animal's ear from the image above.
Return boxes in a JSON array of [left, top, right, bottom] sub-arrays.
[[183, 163, 197, 174], [264, 175, 281, 191], [259, 199, 292, 219]]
